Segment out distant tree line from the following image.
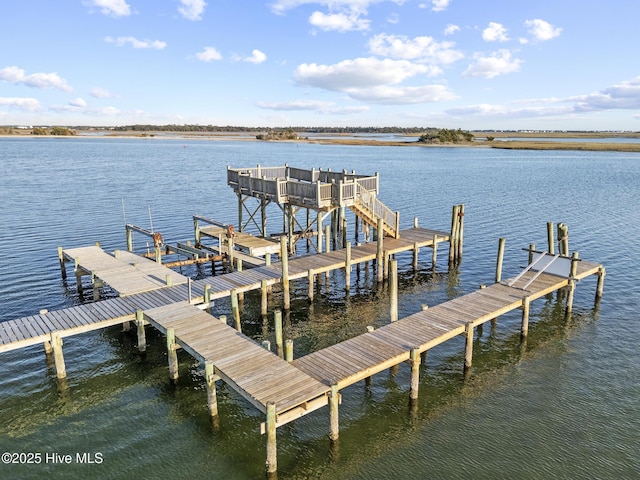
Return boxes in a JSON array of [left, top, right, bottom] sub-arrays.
[[418, 128, 474, 144], [32, 126, 76, 136], [107, 124, 440, 134]]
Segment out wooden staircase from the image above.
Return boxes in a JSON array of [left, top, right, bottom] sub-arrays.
[[349, 181, 400, 238]]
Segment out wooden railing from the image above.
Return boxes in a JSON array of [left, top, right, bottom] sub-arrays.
[[354, 181, 399, 237]]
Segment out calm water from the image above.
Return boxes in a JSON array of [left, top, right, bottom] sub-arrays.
[[0, 138, 638, 479]]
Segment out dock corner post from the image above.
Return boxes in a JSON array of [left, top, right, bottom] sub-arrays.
[[389, 259, 398, 322], [205, 361, 219, 422], [231, 289, 241, 332], [412, 241, 419, 272], [414, 216, 419, 229], [316, 210, 323, 254], [457, 204, 464, 260], [274, 309, 283, 357], [410, 348, 421, 402], [432, 233, 438, 270], [566, 251, 579, 313], [193, 216, 201, 246], [57, 246, 67, 279], [166, 327, 179, 382], [325, 224, 331, 255], [126, 225, 133, 252], [266, 401, 278, 474], [136, 310, 146, 352], [165, 274, 173, 287], [464, 322, 474, 373], [345, 242, 352, 292], [285, 339, 294, 362], [448, 205, 458, 264], [307, 270, 315, 302], [528, 243, 536, 265], [496, 237, 506, 283], [329, 383, 340, 442], [50, 331, 66, 379], [557, 223, 569, 256], [261, 280, 269, 315], [204, 284, 211, 313], [521, 297, 531, 338], [280, 236, 290, 311], [376, 218, 384, 283], [595, 266, 606, 306], [547, 222, 555, 254]]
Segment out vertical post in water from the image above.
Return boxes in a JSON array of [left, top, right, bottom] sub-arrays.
[[204, 284, 211, 313], [274, 309, 283, 357], [457, 204, 464, 260], [376, 218, 384, 283], [496, 237, 506, 283], [57, 246, 66, 279], [432, 234, 438, 269], [410, 348, 421, 401], [345, 242, 352, 292], [464, 322, 474, 373], [547, 222, 555, 254], [307, 270, 315, 302], [280, 236, 290, 310], [528, 243, 536, 265], [136, 310, 146, 352], [449, 205, 459, 264], [261, 280, 268, 315], [521, 297, 531, 337], [412, 242, 419, 272], [231, 290, 241, 332], [266, 401, 277, 474], [595, 266, 606, 305], [566, 251, 579, 313], [329, 383, 340, 442], [166, 327, 179, 381], [50, 331, 66, 379], [317, 211, 323, 254], [285, 339, 294, 362], [205, 361, 218, 420], [389, 259, 398, 322], [558, 223, 569, 256]]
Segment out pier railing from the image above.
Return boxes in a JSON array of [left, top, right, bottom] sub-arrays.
[[353, 180, 399, 237]]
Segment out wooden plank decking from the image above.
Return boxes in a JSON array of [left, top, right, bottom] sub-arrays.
[[143, 303, 330, 421]]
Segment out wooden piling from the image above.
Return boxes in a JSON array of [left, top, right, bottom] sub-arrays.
[[457, 204, 464, 260], [390, 259, 398, 322], [274, 309, 283, 356], [566, 251, 579, 313], [280, 236, 290, 310], [496, 237, 506, 283], [432, 234, 438, 269], [231, 289, 241, 331], [410, 348, 420, 400], [285, 339, 293, 362], [412, 242, 419, 271], [345, 242, 352, 292], [547, 222, 555, 254], [558, 223, 569, 256], [265, 401, 277, 474], [376, 218, 384, 282], [57, 246, 66, 278], [261, 280, 268, 315], [329, 383, 340, 442], [205, 361, 218, 419], [307, 270, 315, 302], [262, 340, 271, 351], [464, 322, 474, 372], [596, 266, 606, 304], [204, 284, 211, 313], [317, 211, 323, 253], [136, 310, 146, 352], [521, 297, 530, 337], [166, 327, 179, 381], [50, 331, 66, 379], [449, 205, 459, 263]]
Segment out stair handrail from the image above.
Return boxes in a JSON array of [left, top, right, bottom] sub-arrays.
[[355, 180, 397, 236]]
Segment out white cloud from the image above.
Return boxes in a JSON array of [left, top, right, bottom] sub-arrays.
[[482, 22, 509, 42], [90, 87, 118, 98], [463, 50, 522, 78], [105, 36, 167, 49], [0, 66, 73, 92], [69, 98, 88, 108], [419, 0, 450, 12], [444, 24, 460, 35], [235, 50, 267, 64], [348, 84, 458, 104], [571, 76, 640, 111], [85, 0, 131, 17], [294, 57, 430, 90], [178, 0, 207, 21], [309, 11, 370, 31], [195, 47, 222, 62], [257, 99, 370, 114], [525, 19, 562, 41], [368, 33, 463, 65], [0, 97, 41, 111]]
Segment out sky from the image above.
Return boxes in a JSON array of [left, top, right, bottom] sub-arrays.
[[1, 0, 639, 130]]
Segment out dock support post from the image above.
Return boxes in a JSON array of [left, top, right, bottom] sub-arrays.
[[231, 290, 241, 332], [325, 224, 331, 254], [317, 211, 323, 253], [547, 222, 555, 254], [390, 259, 398, 322], [50, 331, 66, 379], [307, 270, 314, 302], [566, 252, 579, 313], [496, 237, 506, 283], [457, 204, 464, 260], [345, 242, 352, 292], [261, 280, 268, 315], [204, 284, 211, 313], [280, 236, 290, 310], [266, 401, 277, 474], [558, 223, 569, 256], [285, 339, 293, 362], [329, 384, 340, 442], [521, 297, 531, 337], [136, 310, 146, 352], [449, 205, 459, 264], [410, 348, 421, 401], [464, 322, 474, 372], [205, 361, 219, 422], [376, 218, 384, 282], [412, 242, 419, 271], [57, 246, 66, 279], [274, 309, 283, 357], [595, 266, 606, 305], [166, 327, 179, 381], [432, 234, 438, 269]]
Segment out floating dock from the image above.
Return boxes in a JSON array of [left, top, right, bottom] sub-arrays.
[[0, 166, 605, 475]]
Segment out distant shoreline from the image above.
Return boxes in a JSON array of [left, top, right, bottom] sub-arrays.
[[2, 130, 640, 152]]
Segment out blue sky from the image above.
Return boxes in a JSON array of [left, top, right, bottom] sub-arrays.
[[1, 0, 639, 130]]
